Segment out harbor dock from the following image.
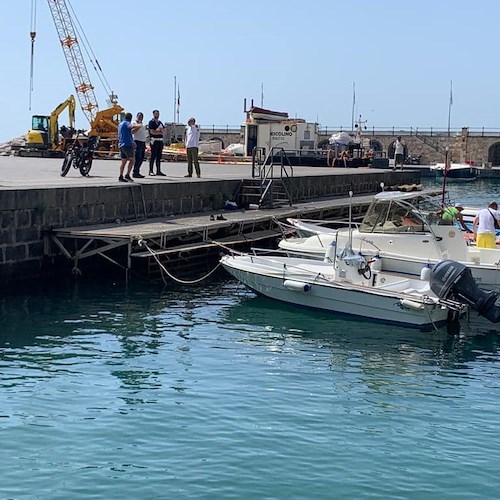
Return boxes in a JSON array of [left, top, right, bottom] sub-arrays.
[[0, 156, 421, 286]]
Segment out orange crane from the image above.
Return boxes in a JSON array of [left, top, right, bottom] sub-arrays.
[[43, 0, 123, 152]]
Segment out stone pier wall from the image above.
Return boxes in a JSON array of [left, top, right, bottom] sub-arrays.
[[0, 170, 419, 285]]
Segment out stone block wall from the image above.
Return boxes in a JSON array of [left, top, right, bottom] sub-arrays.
[[0, 170, 418, 285]]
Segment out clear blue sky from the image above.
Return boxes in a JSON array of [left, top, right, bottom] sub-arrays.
[[1, 0, 499, 143]]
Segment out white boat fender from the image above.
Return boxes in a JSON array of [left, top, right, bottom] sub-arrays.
[[400, 298, 425, 310], [323, 242, 336, 263], [283, 280, 312, 292], [420, 263, 432, 281]]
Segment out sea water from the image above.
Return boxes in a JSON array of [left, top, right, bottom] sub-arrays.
[[1, 178, 499, 499]]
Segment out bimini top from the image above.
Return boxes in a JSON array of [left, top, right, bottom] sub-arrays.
[[372, 189, 441, 202]]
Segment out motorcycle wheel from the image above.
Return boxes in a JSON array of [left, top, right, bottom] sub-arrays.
[[79, 154, 93, 176], [61, 152, 73, 177]]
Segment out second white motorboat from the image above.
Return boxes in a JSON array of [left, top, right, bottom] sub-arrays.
[[278, 191, 500, 289]]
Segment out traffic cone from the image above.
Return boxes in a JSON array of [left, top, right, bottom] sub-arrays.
[[217, 154, 223, 164]]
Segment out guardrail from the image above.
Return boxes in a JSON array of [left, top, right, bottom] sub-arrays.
[[200, 125, 500, 137]]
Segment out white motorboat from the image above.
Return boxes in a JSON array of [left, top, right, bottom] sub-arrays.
[[220, 247, 467, 330], [430, 163, 477, 181], [278, 191, 500, 289]]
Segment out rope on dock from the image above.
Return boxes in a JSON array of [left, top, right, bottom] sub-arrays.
[[139, 239, 222, 284]]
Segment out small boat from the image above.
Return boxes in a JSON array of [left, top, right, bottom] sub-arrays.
[[430, 163, 477, 181], [278, 190, 500, 289], [220, 247, 466, 330], [249, 106, 289, 122]]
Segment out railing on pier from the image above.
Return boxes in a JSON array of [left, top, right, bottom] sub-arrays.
[[199, 124, 500, 138]]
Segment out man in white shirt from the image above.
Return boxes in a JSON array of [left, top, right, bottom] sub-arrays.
[[132, 112, 147, 178], [473, 201, 500, 248], [393, 136, 405, 170], [184, 117, 201, 178]]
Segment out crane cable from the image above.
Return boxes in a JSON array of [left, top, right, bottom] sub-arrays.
[[66, 0, 116, 104], [29, 0, 37, 110]]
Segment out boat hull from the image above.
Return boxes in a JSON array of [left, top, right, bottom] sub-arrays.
[[221, 255, 453, 329], [431, 163, 477, 181]]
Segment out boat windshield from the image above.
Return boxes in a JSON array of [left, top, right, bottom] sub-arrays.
[[359, 195, 442, 233]]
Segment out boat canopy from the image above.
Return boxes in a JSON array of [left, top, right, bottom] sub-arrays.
[[360, 191, 443, 234]]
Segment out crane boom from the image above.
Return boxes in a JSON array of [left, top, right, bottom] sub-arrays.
[[46, 0, 99, 123]]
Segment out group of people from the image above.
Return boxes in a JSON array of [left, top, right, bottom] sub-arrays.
[[442, 201, 500, 248], [117, 110, 201, 182]]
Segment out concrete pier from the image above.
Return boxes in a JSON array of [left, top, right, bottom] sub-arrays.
[[0, 156, 420, 286]]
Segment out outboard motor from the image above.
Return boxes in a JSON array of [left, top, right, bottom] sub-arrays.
[[430, 260, 500, 323]]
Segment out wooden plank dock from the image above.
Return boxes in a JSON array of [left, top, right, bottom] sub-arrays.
[[47, 193, 377, 281]]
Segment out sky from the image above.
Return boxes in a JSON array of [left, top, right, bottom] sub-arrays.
[[1, 0, 500, 143]]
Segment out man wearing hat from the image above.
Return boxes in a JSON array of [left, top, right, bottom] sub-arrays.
[[473, 201, 500, 248], [441, 202, 470, 232]]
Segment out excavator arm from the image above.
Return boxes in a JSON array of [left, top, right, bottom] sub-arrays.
[[49, 94, 76, 149]]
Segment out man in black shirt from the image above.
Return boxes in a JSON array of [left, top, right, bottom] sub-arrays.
[[148, 109, 166, 176]]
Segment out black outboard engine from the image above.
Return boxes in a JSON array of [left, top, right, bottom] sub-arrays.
[[430, 260, 500, 323]]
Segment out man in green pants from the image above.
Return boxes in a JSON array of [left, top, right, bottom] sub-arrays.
[[184, 117, 201, 178]]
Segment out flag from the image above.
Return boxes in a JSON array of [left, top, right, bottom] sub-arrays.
[[177, 88, 180, 106], [449, 81, 453, 106]]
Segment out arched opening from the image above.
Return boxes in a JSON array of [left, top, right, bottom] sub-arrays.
[[488, 142, 500, 166], [209, 137, 225, 149], [369, 139, 383, 153]]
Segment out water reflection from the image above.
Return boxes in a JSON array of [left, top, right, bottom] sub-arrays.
[[222, 292, 500, 368]]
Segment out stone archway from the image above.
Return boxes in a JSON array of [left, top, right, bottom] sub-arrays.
[[488, 142, 500, 166], [369, 139, 383, 153]]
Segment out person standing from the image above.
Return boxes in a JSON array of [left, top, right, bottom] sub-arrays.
[[473, 201, 500, 248], [148, 109, 166, 176], [393, 136, 405, 170], [132, 112, 147, 178], [118, 112, 140, 182], [184, 117, 201, 178]]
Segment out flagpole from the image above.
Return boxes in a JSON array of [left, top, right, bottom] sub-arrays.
[[447, 80, 453, 136], [176, 86, 180, 123], [173, 76, 177, 123], [351, 82, 356, 131]]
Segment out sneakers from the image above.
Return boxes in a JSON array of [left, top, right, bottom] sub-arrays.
[[216, 214, 227, 221], [132, 173, 145, 178], [184, 174, 192, 178], [149, 171, 156, 176], [124, 174, 133, 182], [156, 172, 166, 176], [197, 173, 201, 178], [210, 215, 215, 221], [118, 175, 127, 182]]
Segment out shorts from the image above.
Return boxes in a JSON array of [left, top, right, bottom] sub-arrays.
[[120, 146, 134, 159], [476, 232, 496, 248], [395, 153, 404, 165]]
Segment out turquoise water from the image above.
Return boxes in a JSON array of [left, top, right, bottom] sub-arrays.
[[1, 179, 500, 499], [1, 278, 500, 499]]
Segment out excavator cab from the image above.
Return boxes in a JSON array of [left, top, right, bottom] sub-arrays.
[[26, 115, 51, 149]]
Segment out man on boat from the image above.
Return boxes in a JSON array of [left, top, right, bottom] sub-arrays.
[[440, 203, 471, 232], [473, 201, 500, 248]]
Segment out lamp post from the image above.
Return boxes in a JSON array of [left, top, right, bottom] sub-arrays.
[[441, 146, 450, 207]]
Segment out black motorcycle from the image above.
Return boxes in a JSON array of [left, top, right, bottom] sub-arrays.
[[61, 135, 100, 177], [404, 154, 422, 165]]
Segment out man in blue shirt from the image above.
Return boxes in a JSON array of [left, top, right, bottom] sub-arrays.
[[118, 112, 140, 182]]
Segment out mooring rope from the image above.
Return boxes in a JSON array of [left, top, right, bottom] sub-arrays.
[[139, 239, 222, 284]]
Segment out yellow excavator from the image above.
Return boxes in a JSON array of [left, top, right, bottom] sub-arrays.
[[23, 94, 76, 156]]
